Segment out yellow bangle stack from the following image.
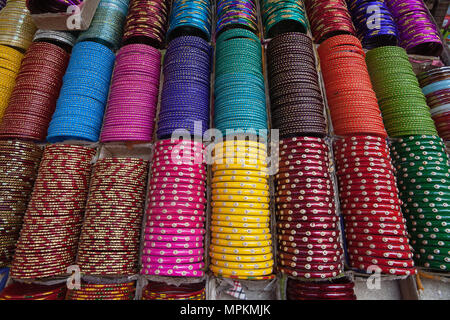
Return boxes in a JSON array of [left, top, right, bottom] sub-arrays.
[[0, 44, 23, 120]]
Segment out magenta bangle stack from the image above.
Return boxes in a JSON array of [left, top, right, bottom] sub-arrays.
[[141, 139, 207, 277], [100, 44, 161, 142]]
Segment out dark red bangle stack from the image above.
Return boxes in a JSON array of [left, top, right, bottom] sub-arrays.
[[334, 136, 416, 276], [0, 42, 69, 141], [66, 281, 136, 300], [76, 158, 149, 276], [10, 145, 95, 280], [286, 277, 356, 300], [304, 0, 356, 44], [318, 35, 387, 138], [122, 0, 170, 49], [275, 137, 344, 279], [0, 281, 66, 300], [142, 280, 206, 300], [267, 33, 326, 138]]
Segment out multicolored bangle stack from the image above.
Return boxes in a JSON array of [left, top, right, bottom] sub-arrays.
[[366, 46, 437, 137], [157, 36, 211, 139], [10, 145, 95, 280], [260, 0, 308, 39], [0, 0, 37, 51], [0, 42, 69, 141], [76, 158, 148, 276], [267, 32, 326, 138], [286, 278, 356, 300], [122, 0, 170, 49], [142, 139, 206, 278], [385, 0, 443, 56], [66, 281, 136, 300], [304, 0, 356, 43], [77, 0, 129, 51], [0, 45, 23, 121], [334, 136, 416, 276], [347, 0, 398, 49], [0, 282, 66, 300], [417, 67, 450, 142], [391, 135, 450, 272], [214, 29, 267, 136], [0, 141, 42, 267], [100, 44, 161, 142], [167, 0, 212, 42], [216, 0, 259, 37], [210, 140, 273, 280], [275, 137, 344, 279], [318, 35, 386, 138], [47, 41, 115, 143], [142, 281, 206, 300]]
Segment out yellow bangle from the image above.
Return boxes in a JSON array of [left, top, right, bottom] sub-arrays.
[[211, 181, 269, 190], [212, 163, 268, 172], [213, 151, 267, 160], [212, 157, 268, 167], [213, 169, 269, 178], [211, 259, 274, 270], [212, 201, 269, 209], [211, 232, 272, 241], [210, 265, 273, 277], [210, 238, 272, 247], [212, 194, 270, 203], [211, 214, 270, 223], [210, 225, 270, 234], [211, 219, 270, 229], [214, 140, 267, 149], [209, 251, 273, 262], [212, 207, 270, 216], [212, 188, 269, 197], [210, 244, 272, 255], [212, 176, 268, 184]]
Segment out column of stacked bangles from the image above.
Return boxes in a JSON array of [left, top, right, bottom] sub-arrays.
[[142, 139, 207, 278], [210, 140, 273, 279], [286, 278, 356, 300], [142, 280, 206, 300], [318, 34, 416, 276]]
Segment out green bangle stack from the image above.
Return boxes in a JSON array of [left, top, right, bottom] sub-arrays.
[[366, 46, 437, 137], [260, 0, 308, 39], [391, 135, 450, 272]]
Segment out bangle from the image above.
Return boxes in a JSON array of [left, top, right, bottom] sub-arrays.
[[211, 181, 269, 190], [210, 244, 272, 255], [209, 251, 273, 262], [212, 188, 269, 197], [212, 201, 269, 209], [210, 265, 273, 277], [212, 207, 270, 216], [212, 194, 270, 203], [211, 214, 270, 223], [211, 226, 270, 234], [211, 259, 273, 269], [211, 232, 272, 241], [211, 220, 269, 229], [211, 238, 272, 247]]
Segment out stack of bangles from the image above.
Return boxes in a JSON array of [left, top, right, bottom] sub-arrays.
[[0, 282, 66, 300], [286, 278, 356, 300], [318, 35, 387, 137], [100, 44, 161, 142], [216, 0, 258, 37], [122, 0, 170, 48], [77, 0, 129, 52], [304, 0, 356, 43], [0, 42, 70, 141], [10, 145, 96, 280], [385, 0, 443, 56], [417, 67, 450, 141], [66, 281, 136, 300], [0, 45, 23, 121], [32, 29, 77, 51], [142, 281, 206, 300], [275, 137, 344, 279], [76, 158, 148, 276], [366, 46, 437, 137], [267, 32, 326, 138], [209, 140, 274, 280], [0, 141, 42, 267], [167, 0, 212, 42], [347, 0, 398, 49], [390, 135, 450, 272], [260, 0, 308, 39], [142, 139, 206, 278], [334, 136, 416, 276]]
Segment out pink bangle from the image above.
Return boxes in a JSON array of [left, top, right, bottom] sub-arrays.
[[149, 189, 205, 197], [152, 159, 205, 168], [155, 139, 205, 148], [145, 227, 205, 235], [141, 268, 205, 277], [147, 208, 205, 216], [147, 214, 206, 222], [149, 195, 207, 204], [149, 201, 206, 210], [142, 248, 204, 256], [150, 177, 206, 186], [141, 255, 203, 264], [151, 171, 206, 180], [151, 163, 206, 173], [144, 234, 204, 242], [152, 154, 203, 164], [144, 262, 204, 270], [148, 183, 205, 192], [143, 241, 204, 249], [146, 220, 204, 229]]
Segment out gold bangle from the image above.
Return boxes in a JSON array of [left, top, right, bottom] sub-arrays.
[[212, 201, 269, 209], [210, 244, 272, 255], [211, 181, 269, 190], [211, 219, 270, 229], [209, 251, 273, 262], [211, 194, 270, 203], [212, 188, 269, 197], [210, 225, 270, 234], [210, 264, 273, 277], [213, 169, 269, 178], [213, 163, 268, 172], [212, 207, 270, 216], [210, 238, 272, 247], [211, 259, 274, 269], [211, 214, 270, 223], [211, 232, 272, 241]]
